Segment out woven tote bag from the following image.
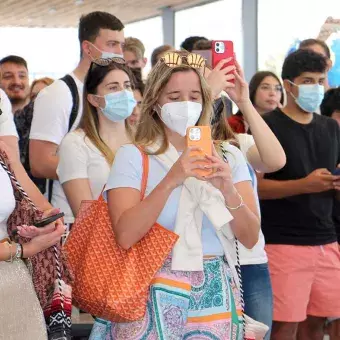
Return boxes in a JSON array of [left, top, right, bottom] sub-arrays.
[[64, 148, 178, 322]]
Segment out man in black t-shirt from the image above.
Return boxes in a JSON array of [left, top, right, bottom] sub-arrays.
[[258, 50, 340, 339]]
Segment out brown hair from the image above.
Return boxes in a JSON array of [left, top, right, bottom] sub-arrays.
[[211, 97, 239, 147], [124, 37, 145, 60], [30, 77, 54, 97], [299, 38, 331, 59], [193, 39, 212, 51], [151, 45, 173, 67], [79, 62, 135, 165], [135, 51, 213, 155]]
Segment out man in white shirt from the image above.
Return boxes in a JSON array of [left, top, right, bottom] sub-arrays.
[[29, 11, 125, 222]]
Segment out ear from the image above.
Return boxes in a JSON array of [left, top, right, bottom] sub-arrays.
[[283, 79, 293, 94], [142, 57, 148, 67], [82, 41, 92, 58], [87, 93, 100, 108]]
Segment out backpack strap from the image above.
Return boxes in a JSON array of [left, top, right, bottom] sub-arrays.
[[60, 75, 80, 132], [48, 75, 80, 202]]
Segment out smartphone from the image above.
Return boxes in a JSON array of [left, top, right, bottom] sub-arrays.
[[34, 212, 65, 228], [211, 40, 235, 81], [186, 126, 212, 177], [333, 168, 340, 176]]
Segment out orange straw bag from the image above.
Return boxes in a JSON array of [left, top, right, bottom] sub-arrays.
[[64, 148, 178, 322]]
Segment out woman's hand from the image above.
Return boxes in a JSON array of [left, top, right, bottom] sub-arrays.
[[17, 208, 63, 238], [224, 59, 251, 107], [203, 144, 235, 196], [164, 147, 206, 189], [22, 224, 66, 258], [206, 58, 236, 99]]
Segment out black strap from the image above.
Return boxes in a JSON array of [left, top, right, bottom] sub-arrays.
[[48, 75, 80, 202], [61, 74, 80, 132]]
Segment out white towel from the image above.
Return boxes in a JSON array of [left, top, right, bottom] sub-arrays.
[[146, 141, 237, 277]]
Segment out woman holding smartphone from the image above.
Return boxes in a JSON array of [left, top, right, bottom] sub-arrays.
[[0, 142, 66, 340], [90, 51, 260, 340], [209, 61, 286, 340], [57, 58, 136, 220]]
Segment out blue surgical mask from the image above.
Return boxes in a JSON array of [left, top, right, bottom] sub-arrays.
[[89, 42, 124, 60], [97, 90, 136, 122], [289, 81, 324, 113]]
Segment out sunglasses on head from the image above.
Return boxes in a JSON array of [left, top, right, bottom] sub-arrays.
[[160, 52, 206, 70], [90, 56, 125, 68]]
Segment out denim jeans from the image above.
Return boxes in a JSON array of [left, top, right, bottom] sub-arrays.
[[241, 263, 273, 340]]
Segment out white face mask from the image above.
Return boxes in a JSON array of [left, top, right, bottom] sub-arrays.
[[160, 101, 202, 136], [89, 42, 124, 60]]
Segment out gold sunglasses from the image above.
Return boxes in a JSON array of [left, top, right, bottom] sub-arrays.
[[160, 52, 206, 69]]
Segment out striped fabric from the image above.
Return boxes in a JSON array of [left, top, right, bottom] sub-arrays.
[[90, 256, 243, 340]]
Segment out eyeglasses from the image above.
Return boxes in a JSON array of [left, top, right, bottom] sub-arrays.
[[259, 84, 283, 93], [160, 52, 206, 69]]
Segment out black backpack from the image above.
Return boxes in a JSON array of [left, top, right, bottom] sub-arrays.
[[16, 75, 80, 199]]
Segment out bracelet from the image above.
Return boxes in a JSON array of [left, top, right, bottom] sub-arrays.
[[225, 190, 244, 210], [14, 243, 23, 260], [4, 242, 14, 263]]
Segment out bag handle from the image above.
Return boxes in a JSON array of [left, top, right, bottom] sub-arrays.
[[220, 142, 245, 337], [98, 145, 149, 201], [0, 152, 69, 339], [138, 147, 149, 200]]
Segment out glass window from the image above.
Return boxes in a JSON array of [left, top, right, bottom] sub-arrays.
[[125, 16, 163, 73], [175, 0, 243, 67], [0, 27, 79, 81], [258, 0, 340, 86]]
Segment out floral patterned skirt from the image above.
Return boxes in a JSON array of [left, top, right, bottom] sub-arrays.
[[90, 256, 242, 340]]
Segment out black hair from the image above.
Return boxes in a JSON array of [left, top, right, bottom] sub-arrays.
[[300, 38, 331, 59], [78, 11, 124, 45], [151, 45, 173, 67], [180, 36, 208, 52], [320, 87, 340, 117], [0, 55, 28, 69], [281, 49, 327, 81]]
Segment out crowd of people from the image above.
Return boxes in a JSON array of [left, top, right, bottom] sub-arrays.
[[0, 9, 340, 340]]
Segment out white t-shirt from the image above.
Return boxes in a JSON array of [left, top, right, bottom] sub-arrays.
[[0, 89, 18, 137], [236, 133, 268, 265], [30, 73, 84, 223], [0, 164, 16, 240], [106, 143, 251, 256], [57, 129, 110, 223]]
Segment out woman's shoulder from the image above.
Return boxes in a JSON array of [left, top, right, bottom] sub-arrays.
[[220, 141, 246, 168], [114, 143, 144, 164], [59, 129, 89, 155]]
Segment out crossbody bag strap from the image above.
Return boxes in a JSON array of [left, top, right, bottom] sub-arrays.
[[220, 142, 245, 338], [0, 152, 69, 339]]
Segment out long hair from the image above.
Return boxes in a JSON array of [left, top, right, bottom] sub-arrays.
[[135, 52, 213, 155], [211, 96, 239, 147], [79, 62, 135, 165]]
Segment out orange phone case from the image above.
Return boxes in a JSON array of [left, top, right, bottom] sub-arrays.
[[186, 126, 212, 177], [211, 40, 235, 83]]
